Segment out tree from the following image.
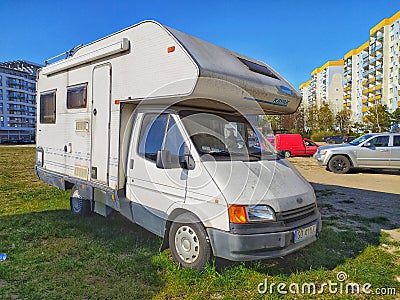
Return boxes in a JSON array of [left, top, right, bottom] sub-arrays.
[[391, 107, 400, 124], [335, 110, 352, 134], [364, 104, 391, 132], [306, 104, 318, 132], [317, 103, 334, 131]]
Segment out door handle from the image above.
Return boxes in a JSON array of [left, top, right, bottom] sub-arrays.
[[129, 159, 134, 169], [379, 149, 388, 152]]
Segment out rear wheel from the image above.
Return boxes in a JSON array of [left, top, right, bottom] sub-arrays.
[[169, 213, 212, 270], [284, 151, 291, 158], [70, 186, 91, 216], [328, 155, 351, 174]]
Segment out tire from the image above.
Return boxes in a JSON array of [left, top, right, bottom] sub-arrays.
[[328, 155, 351, 174], [284, 151, 291, 158], [169, 213, 212, 270], [70, 186, 91, 216]]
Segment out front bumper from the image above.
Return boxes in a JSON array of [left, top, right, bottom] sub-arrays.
[[207, 216, 322, 261], [314, 152, 328, 166]]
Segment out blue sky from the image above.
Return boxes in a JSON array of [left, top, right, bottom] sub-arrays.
[[1, 0, 400, 88]]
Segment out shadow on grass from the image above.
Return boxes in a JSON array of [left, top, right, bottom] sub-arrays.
[[0, 209, 164, 299]]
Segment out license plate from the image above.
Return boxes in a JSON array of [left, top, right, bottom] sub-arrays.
[[294, 224, 317, 243]]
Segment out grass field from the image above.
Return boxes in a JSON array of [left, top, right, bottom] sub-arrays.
[[0, 146, 399, 299]]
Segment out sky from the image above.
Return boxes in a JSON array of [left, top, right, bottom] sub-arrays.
[[1, 0, 400, 89]]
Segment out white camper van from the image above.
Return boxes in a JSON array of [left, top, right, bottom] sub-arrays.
[[35, 21, 321, 269]]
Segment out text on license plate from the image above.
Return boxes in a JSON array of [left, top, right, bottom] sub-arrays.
[[294, 224, 317, 243]]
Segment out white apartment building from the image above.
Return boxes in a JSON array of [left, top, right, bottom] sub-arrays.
[[343, 41, 369, 124], [299, 60, 344, 114], [0, 60, 41, 143]]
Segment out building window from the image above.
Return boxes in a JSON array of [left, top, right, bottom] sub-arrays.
[[67, 84, 87, 109], [391, 35, 395, 41], [40, 91, 56, 124]]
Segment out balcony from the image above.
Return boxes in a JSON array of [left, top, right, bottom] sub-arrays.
[[362, 99, 367, 104], [376, 94, 382, 100], [362, 107, 370, 113], [368, 96, 375, 103]]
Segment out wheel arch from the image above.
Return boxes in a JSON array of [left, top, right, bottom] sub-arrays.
[[328, 153, 354, 167], [160, 208, 203, 251]]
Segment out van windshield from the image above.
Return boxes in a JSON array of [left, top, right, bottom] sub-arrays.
[[179, 111, 276, 161]]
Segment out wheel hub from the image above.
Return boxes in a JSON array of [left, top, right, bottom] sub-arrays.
[[175, 225, 200, 263]]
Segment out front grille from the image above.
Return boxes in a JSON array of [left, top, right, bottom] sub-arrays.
[[277, 203, 316, 224]]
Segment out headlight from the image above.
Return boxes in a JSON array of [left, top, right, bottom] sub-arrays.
[[228, 204, 276, 223], [246, 205, 276, 222]]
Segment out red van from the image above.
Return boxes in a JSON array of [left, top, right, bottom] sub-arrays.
[[275, 134, 319, 157]]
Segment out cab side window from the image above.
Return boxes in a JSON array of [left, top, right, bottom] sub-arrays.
[[138, 114, 168, 162], [368, 136, 389, 147], [138, 114, 185, 168]]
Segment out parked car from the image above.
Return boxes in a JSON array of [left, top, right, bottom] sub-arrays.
[[314, 132, 400, 173], [324, 135, 344, 144], [342, 136, 356, 143], [275, 134, 319, 157]]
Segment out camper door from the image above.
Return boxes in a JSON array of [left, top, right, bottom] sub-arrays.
[[91, 64, 111, 184]]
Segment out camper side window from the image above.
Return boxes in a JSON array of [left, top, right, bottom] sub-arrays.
[[40, 91, 56, 124], [67, 84, 87, 109]]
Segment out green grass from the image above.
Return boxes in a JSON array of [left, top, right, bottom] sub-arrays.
[[0, 146, 399, 299]]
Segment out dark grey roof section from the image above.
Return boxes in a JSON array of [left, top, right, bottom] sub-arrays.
[[165, 26, 301, 113], [0, 60, 43, 75]]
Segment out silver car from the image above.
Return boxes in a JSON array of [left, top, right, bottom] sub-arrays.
[[314, 132, 400, 174]]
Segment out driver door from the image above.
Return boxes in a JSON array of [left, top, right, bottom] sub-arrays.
[[126, 112, 188, 236], [356, 135, 390, 167]]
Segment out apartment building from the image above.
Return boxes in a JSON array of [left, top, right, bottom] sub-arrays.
[[343, 41, 369, 123], [300, 10, 400, 126], [299, 60, 344, 114], [0, 60, 41, 143]]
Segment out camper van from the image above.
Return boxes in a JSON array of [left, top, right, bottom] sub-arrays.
[[35, 21, 321, 269]]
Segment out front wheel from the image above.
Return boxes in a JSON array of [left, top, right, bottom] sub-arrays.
[[284, 151, 291, 158], [169, 213, 212, 270], [328, 155, 351, 174], [70, 186, 91, 216]]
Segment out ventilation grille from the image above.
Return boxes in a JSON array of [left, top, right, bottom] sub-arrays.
[[74, 165, 88, 180], [75, 120, 89, 132]]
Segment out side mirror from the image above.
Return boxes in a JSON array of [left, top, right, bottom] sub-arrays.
[[363, 142, 372, 147], [277, 150, 286, 159], [181, 154, 195, 170], [156, 150, 172, 169]]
